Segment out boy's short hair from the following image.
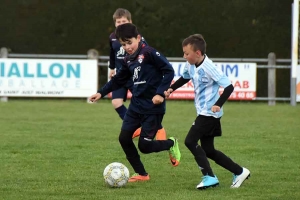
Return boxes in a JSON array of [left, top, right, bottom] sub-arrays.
[[115, 23, 139, 42], [182, 34, 206, 55], [113, 8, 132, 22]]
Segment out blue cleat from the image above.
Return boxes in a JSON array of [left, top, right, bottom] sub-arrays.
[[196, 175, 219, 190]]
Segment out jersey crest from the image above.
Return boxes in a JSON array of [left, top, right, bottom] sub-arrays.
[[138, 54, 144, 63]]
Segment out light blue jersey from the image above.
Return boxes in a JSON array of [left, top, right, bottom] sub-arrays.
[[182, 55, 231, 118]]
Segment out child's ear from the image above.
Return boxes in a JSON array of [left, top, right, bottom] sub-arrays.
[[196, 50, 202, 57], [137, 34, 142, 41]]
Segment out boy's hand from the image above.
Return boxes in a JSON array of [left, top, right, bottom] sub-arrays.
[[211, 105, 220, 113], [152, 95, 164, 104], [164, 88, 173, 98], [109, 69, 116, 79], [89, 93, 102, 103]]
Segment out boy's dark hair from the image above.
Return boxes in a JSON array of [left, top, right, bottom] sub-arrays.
[[113, 8, 132, 22], [115, 23, 139, 42], [182, 34, 206, 55]]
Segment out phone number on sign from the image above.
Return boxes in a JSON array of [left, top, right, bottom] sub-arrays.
[[227, 91, 256, 100]]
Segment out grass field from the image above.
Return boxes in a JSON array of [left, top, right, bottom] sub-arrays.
[[0, 99, 300, 200]]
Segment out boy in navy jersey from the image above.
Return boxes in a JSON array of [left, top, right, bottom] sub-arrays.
[[109, 8, 166, 140], [89, 23, 181, 182], [165, 34, 250, 189]]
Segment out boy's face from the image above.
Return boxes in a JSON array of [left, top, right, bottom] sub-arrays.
[[182, 44, 202, 65], [115, 17, 132, 27], [119, 35, 141, 55]]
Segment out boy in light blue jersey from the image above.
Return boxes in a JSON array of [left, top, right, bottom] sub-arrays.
[[165, 34, 250, 190]]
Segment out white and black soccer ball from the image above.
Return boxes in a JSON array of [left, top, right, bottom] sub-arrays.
[[103, 162, 130, 187]]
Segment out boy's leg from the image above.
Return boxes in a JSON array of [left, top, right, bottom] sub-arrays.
[[184, 116, 215, 177], [127, 85, 142, 139], [112, 87, 142, 139], [114, 101, 127, 119], [112, 87, 129, 120], [200, 119, 250, 188], [184, 115, 219, 189], [119, 129, 150, 182], [201, 137, 250, 188], [137, 114, 180, 166], [137, 114, 173, 153], [120, 109, 148, 180], [200, 137, 243, 175]]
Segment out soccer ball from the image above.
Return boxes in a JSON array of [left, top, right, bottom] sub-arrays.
[[103, 162, 130, 187]]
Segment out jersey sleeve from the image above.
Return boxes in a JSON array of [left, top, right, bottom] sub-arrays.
[[149, 50, 174, 97], [182, 62, 192, 79], [109, 37, 115, 69], [205, 65, 231, 88]]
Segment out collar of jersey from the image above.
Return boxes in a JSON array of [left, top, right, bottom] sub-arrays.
[[127, 42, 143, 61]]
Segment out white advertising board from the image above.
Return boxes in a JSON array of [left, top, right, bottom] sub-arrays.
[[0, 58, 98, 97]]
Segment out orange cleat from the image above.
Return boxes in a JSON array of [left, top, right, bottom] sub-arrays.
[[128, 173, 150, 182], [169, 157, 180, 167], [155, 128, 167, 140], [132, 128, 141, 139], [132, 127, 167, 140]]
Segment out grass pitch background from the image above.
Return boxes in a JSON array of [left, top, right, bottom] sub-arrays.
[[0, 99, 299, 200]]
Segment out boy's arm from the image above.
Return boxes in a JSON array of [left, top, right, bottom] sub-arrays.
[[169, 62, 191, 92], [149, 51, 174, 97], [109, 38, 116, 70], [170, 76, 190, 91], [214, 84, 234, 107]]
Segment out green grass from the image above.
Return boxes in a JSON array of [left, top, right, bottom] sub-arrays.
[[0, 99, 300, 200]]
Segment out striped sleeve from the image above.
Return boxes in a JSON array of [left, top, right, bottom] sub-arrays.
[[203, 62, 231, 88], [182, 62, 191, 79]]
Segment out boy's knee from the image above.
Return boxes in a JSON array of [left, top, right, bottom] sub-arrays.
[[184, 137, 195, 149], [112, 99, 123, 108], [202, 146, 215, 159], [119, 130, 132, 145], [138, 138, 152, 154]]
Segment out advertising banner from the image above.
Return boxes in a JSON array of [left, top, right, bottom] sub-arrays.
[[0, 58, 98, 97]]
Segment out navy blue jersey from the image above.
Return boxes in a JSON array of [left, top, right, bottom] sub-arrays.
[[99, 44, 174, 114], [109, 32, 147, 73]]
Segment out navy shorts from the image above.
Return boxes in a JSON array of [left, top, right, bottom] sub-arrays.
[[112, 87, 129, 101], [122, 108, 164, 139], [111, 80, 133, 101], [188, 115, 222, 138]]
